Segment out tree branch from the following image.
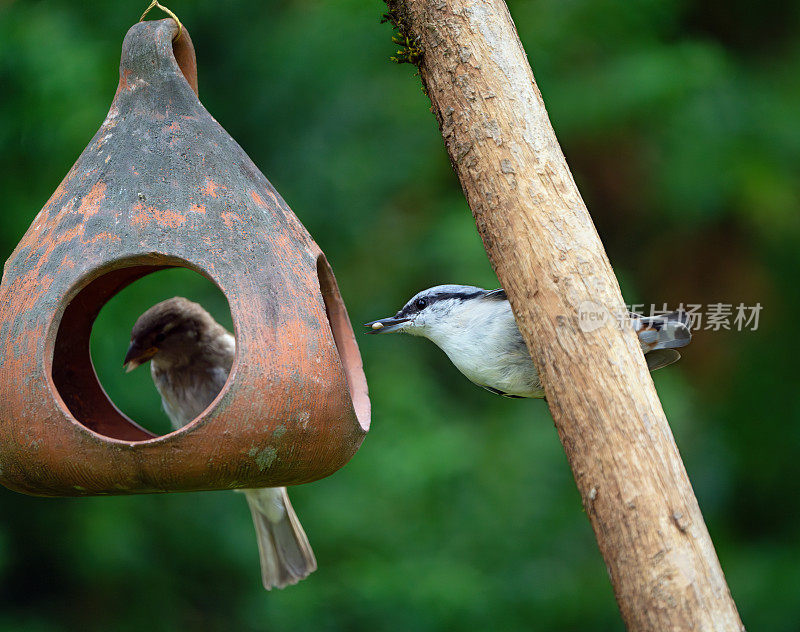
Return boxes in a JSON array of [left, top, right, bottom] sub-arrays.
[[385, 0, 743, 628]]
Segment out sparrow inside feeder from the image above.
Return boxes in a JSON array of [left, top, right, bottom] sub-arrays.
[[0, 18, 370, 497]]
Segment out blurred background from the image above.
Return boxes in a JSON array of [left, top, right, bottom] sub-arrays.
[[1, 0, 799, 630]]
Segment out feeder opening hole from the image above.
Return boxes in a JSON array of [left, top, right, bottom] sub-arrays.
[[50, 262, 233, 442]]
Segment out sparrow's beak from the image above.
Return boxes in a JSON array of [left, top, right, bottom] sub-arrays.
[[123, 342, 158, 372], [363, 316, 410, 334]]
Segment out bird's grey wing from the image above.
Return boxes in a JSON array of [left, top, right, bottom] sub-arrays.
[[645, 349, 681, 371], [480, 385, 527, 399], [482, 288, 507, 300], [633, 311, 691, 351]]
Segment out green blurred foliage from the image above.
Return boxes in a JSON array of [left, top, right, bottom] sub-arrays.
[[1, 0, 799, 630]]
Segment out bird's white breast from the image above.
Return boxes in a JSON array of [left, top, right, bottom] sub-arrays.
[[422, 299, 544, 398]]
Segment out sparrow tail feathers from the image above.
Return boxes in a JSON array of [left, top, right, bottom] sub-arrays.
[[243, 487, 317, 590]]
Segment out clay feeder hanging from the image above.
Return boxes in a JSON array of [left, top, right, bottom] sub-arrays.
[[0, 18, 370, 497]]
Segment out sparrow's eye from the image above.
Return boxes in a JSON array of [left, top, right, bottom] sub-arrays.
[[415, 298, 428, 310], [155, 332, 166, 343]]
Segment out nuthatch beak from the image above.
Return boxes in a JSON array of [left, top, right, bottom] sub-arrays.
[[363, 316, 410, 334]]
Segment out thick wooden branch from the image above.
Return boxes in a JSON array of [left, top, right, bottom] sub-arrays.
[[386, 1, 743, 629]]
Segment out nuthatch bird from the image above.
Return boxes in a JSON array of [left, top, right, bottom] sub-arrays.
[[124, 297, 316, 590], [365, 285, 691, 398]]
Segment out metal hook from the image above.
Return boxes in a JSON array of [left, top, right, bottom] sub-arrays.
[[140, 1, 183, 41]]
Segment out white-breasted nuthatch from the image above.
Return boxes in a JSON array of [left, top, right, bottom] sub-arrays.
[[124, 297, 316, 590], [365, 285, 691, 399]]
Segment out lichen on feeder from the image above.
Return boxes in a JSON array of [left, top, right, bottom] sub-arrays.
[[0, 19, 370, 497]]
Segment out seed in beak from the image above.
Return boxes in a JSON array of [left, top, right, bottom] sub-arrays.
[[371, 322, 384, 330]]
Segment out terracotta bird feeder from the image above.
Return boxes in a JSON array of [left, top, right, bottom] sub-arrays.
[[0, 19, 370, 497]]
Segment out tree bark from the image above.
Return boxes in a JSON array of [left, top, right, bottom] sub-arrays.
[[385, 1, 743, 629]]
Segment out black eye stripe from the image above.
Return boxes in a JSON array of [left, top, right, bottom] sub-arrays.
[[428, 290, 484, 303], [400, 289, 487, 316]]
